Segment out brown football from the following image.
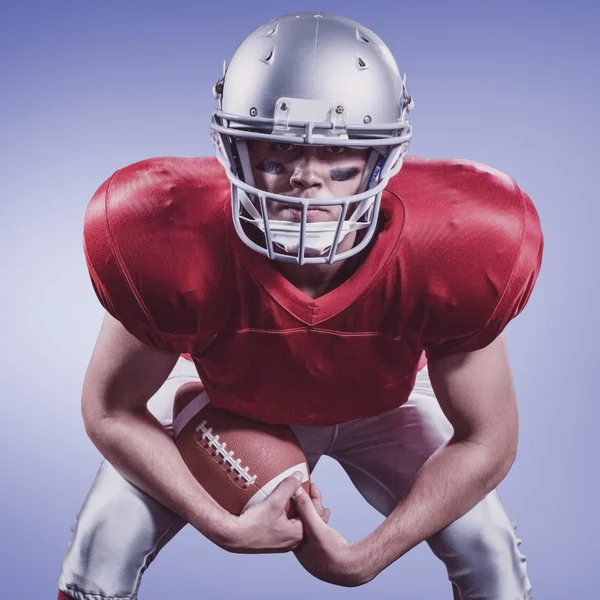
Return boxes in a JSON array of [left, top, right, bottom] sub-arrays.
[[173, 382, 310, 516]]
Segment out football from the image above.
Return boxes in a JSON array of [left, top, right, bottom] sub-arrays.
[[172, 382, 311, 516]]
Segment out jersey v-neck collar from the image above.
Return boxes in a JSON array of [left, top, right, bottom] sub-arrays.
[[228, 189, 406, 326]]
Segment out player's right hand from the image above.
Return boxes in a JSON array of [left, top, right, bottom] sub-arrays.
[[216, 473, 329, 554]]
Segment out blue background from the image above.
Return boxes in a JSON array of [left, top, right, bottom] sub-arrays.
[[1, 1, 596, 598]]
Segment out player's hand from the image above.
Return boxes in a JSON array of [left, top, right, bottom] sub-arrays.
[[217, 472, 324, 554], [307, 482, 332, 524], [292, 484, 369, 587]]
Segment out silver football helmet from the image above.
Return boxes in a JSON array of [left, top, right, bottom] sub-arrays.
[[210, 12, 413, 264]]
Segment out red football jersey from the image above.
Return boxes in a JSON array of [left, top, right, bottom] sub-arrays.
[[83, 157, 543, 425]]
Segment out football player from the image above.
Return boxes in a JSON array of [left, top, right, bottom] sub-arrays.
[[57, 12, 542, 600]]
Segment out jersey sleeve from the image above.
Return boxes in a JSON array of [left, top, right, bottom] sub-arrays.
[[83, 158, 231, 354], [422, 173, 544, 359], [83, 170, 176, 351]]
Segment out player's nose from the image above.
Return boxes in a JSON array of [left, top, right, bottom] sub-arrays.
[[290, 148, 325, 190]]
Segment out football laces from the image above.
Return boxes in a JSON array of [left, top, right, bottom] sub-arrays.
[[195, 420, 258, 487]]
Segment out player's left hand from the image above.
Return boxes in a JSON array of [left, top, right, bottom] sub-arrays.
[[292, 483, 370, 587]]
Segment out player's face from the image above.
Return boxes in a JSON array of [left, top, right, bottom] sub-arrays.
[[248, 141, 369, 223]]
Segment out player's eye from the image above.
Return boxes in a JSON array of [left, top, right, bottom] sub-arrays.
[[324, 146, 346, 154], [274, 143, 295, 151]]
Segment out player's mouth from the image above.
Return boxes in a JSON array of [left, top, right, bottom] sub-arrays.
[[278, 206, 332, 223]]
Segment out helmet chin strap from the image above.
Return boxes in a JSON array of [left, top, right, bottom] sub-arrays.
[[237, 191, 372, 256]]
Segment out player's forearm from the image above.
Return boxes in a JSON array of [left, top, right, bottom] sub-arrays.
[[356, 436, 515, 579], [85, 407, 231, 545]]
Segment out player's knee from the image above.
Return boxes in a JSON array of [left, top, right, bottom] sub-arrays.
[[69, 492, 156, 563], [453, 508, 517, 558], [434, 503, 529, 596], [428, 492, 533, 599], [60, 493, 156, 600], [433, 526, 528, 600], [60, 460, 184, 600]]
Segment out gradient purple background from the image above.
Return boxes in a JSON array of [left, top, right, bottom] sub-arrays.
[[1, 1, 597, 598]]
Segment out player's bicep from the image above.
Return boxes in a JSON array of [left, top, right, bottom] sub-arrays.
[[82, 311, 180, 427], [426, 334, 518, 461]]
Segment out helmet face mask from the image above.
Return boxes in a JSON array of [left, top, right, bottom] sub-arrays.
[[210, 12, 413, 265]]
